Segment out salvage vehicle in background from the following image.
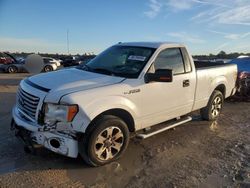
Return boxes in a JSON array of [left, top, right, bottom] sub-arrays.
[[61, 55, 96, 67], [12, 42, 237, 166], [61, 56, 82, 67], [1, 54, 60, 73], [42, 57, 60, 72], [0, 52, 15, 65], [43, 57, 62, 67], [230, 57, 250, 99], [0, 52, 25, 73]]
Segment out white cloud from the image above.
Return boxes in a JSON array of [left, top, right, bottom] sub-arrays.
[[144, 0, 197, 18], [144, 0, 162, 19], [145, 0, 250, 26], [167, 0, 195, 11], [209, 30, 250, 40], [191, 1, 250, 26], [167, 32, 205, 44], [144, 0, 223, 18]]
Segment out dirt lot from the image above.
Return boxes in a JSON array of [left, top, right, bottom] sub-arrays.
[[0, 73, 249, 188]]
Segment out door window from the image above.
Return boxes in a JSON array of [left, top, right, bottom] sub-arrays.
[[154, 48, 185, 75], [181, 48, 192, 72]]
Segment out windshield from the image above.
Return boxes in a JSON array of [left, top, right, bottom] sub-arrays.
[[78, 45, 155, 78]]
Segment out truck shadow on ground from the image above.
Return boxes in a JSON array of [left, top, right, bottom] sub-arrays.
[[1, 117, 227, 186]]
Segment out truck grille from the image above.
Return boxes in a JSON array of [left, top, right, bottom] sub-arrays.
[[17, 87, 40, 120]]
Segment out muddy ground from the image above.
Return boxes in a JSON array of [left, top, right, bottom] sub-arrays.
[[0, 73, 249, 188]]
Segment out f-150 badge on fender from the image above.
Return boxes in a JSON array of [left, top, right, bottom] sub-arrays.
[[124, 89, 141, 95]]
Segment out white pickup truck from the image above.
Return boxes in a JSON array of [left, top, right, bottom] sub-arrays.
[[12, 42, 237, 166]]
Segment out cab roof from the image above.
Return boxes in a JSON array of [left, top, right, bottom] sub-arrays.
[[116, 42, 185, 49]]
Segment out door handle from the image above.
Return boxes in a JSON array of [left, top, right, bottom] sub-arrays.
[[183, 79, 190, 87]]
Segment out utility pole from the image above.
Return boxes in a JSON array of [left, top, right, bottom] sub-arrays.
[[67, 29, 70, 54]]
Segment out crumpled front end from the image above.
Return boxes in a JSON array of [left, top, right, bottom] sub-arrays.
[[11, 79, 79, 158], [12, 104, 79, 158]]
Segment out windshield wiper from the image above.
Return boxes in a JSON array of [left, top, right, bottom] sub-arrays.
[[78, 65, 126, 77], [77, 65, 113, 76], [92, 68, 114, 76], [77, 64, 92, 71]]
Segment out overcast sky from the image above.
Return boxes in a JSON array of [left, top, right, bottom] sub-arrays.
[[0, 0, 250, 55]]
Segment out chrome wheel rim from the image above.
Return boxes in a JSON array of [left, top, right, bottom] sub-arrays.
[[94, 126, 124, 161], [44, 66, 51, 72], [8, 67, 14, 73], [211, 96, 222, 117]]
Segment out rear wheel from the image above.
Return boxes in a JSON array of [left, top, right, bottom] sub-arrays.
[[7, 66, 18, 73], [79, 115, 130, 166], [43, 65, 53, 72], [200, 90, 224, 121]]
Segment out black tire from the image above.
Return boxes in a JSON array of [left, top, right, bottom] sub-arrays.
[[7, 65, 18, 73], [79, 115, 130, 166], [200, 90, 224, 121], [43, 65, 53, 72]]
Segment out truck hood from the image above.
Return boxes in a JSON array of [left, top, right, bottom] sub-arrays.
[[28, 68, 124, 102]]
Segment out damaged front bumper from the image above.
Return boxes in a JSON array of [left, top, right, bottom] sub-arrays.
[[12, 106, 79, 158]]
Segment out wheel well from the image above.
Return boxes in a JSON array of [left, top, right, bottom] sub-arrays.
[[8, 65, 17, 69], [215, 84, 226, 97], [44, 65, 52, 68], [89, 109, 135, 132]]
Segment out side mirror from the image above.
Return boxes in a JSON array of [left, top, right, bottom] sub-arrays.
[[145, 69, 173, 83]]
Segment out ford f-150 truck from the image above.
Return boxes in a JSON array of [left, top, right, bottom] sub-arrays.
[[12, 42, 237, 166]]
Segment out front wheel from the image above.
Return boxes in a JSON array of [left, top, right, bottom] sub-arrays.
[[7, 66, 18, 73], [80, 115, 130, 166], [43, 65, 53, 72], [200, 90, 224, 121]]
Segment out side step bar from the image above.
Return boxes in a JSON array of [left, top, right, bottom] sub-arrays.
[[137, 116, 192, 139]]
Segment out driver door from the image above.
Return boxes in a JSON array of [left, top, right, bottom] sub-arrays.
[[139, 47, 195, 128]]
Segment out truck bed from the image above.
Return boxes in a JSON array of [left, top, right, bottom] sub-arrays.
[[194, 60, 227, 69], [192, 62, 237, 111]]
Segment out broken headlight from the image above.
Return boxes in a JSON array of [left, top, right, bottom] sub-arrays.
[[44, 103, 78, 125]]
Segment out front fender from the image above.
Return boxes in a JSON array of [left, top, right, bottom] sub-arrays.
[[51, 64, 57, 70], [86, 96, 138, 121], [62, 95, 138, 133]]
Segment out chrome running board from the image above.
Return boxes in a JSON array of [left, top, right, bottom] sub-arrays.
[[137, 116, 192, 139]]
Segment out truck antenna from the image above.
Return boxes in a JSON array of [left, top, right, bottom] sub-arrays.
[[67, 29, 70, 54]]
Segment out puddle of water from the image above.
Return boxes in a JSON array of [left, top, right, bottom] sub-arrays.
[[67, 140, 144, 186], [209, 121, 219, 132]]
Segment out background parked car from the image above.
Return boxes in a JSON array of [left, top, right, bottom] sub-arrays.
[[0, 52, 25, 73], [61, 56, 82, 67], [230, 57, 250, 73], [1, 54, 60, 73], [43, 57, 62, 67], [229, 57, 250, 99], [0, 52, 15, 65], [42, 57, 60, 72]]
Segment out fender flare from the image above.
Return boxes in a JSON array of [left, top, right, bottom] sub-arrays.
[[209, 76, 227, 96], [86, 96, 137, 121]]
